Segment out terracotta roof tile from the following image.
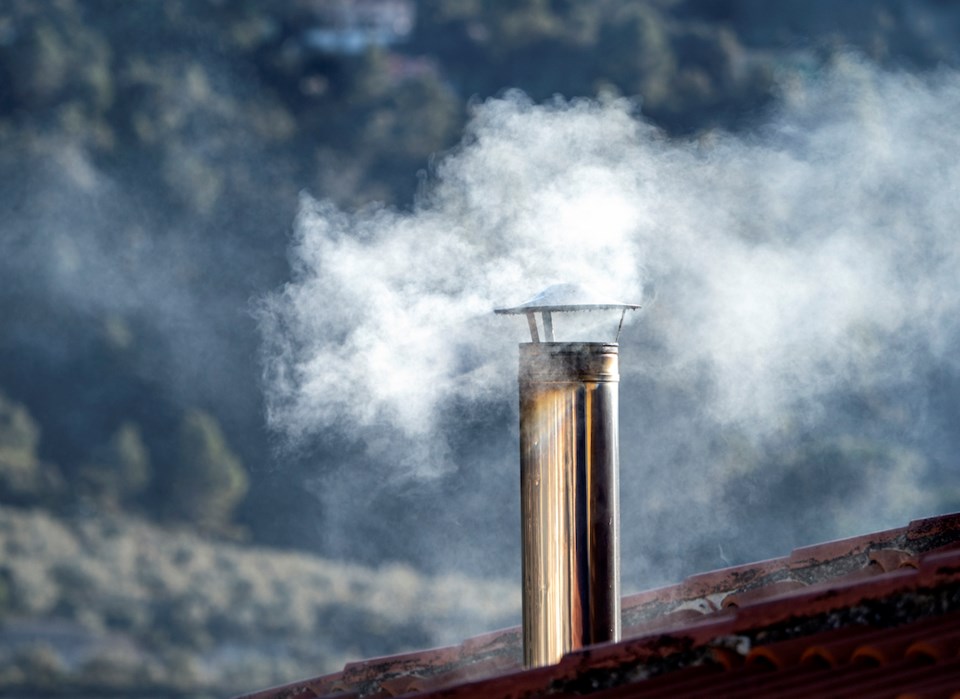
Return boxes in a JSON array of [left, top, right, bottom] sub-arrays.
[[788, 527, 907, 564], [905, 631, 960, 664], [745, 624, 870, 669], [235, 511, 960, 699], [869, 548, 918, 571], [234, 673, 345, 699], [721, 578, 808, 609], [906, 511, 960, 544], [846, 612, 960, 666]]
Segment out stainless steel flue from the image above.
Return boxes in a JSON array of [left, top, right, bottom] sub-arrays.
[[496, 283, 639, 668]]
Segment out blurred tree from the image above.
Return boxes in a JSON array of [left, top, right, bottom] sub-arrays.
[[0, 391, 63, 504], [413, 0, 601, 100], [595, 3, 675, 106], [411, 0, 773, 133], [9, 643, 66, 692], [80, 422, 152, 509], [170, 409, 249, 531], [0, 1, 113, 131], [678, 0, 960, 69]]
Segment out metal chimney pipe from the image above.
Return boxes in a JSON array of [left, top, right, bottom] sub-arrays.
[[519, 342, 620, 667], [496, 283, 638, 668]]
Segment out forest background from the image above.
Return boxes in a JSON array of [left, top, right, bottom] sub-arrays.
[[2, 1, 960, 697]]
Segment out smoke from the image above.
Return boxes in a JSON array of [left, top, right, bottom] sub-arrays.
[[259, 92, 651, 469], [261, 56, 960, 583]]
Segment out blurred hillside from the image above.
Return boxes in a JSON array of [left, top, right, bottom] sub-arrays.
[[4, 0, 960, 567], [0, 505, 518, 697], [3, 2, 960, 696]]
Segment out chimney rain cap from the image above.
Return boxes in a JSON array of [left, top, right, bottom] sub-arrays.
[[494, 282, 640, 315]]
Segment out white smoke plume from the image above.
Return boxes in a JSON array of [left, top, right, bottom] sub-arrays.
[[260, 56, 960, 576], [258, 90, 652, 476]]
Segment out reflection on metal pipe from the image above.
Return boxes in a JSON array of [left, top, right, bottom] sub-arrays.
[[519, 342, 621, 668], [497, 283, 637, 668]]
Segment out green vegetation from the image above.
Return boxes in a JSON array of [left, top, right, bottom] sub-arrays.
[[171, 410, 248, 530], [0, 506, 519, 697], [0, 392, 63, 505], [80, 422, 152, 509]]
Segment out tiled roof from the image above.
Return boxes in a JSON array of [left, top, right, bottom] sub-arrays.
[[235, 512, 960, 699]]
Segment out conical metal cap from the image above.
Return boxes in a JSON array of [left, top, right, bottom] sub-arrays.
[[494, 282, 640, 315]]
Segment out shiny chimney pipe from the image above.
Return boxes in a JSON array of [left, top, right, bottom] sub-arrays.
[[496, 284, 639, 668]]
